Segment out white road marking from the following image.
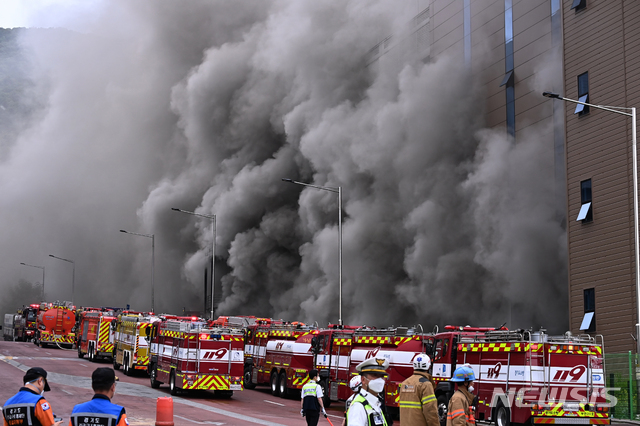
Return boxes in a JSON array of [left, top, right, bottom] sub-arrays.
[[263, 400, 285, 407], [174, 415, 224, 425], [79, 363, 88, 367], [60, 389, 73, 395]]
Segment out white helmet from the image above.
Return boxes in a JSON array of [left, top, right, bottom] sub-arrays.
[[413, 353, 431, 371], [349, 375, 362, 391]]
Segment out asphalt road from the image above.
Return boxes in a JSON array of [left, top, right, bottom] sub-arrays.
[[0, 341, 346, 426]]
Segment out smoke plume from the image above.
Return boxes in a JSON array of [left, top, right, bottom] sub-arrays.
[[0, 0, 567, 332]]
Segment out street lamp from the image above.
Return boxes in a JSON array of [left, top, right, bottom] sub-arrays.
[[172, 208, 216, 319], [20, 262, 45, 301], [48, 254, 75, 305], [120, 230, 155, 312], [543, 91, 638, 351], [282, 178, 343, 325]]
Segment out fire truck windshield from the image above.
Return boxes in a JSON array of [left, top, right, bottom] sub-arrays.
[[26, 312, 36, 321], [434, 338, 449, 360]]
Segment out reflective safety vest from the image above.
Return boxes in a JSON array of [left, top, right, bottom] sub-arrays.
[[3, 388, 53, 426], [348, 394, 388, 426], [301, 382, 321, 412], [70, 394, 127, 426]]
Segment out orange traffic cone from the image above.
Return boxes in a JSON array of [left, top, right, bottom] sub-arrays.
[[155, 397, 174, 426]]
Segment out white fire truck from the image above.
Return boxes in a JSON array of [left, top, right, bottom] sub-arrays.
[[148, 317, 244, 397], [430, 326, 610, 426], [113, 312, 157, 375]]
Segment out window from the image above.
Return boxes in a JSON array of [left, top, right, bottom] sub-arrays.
[[580, 288, 595, 332], [577, 179, 592, 222], [575, 72, 589, 115], [571, 0, 586, 12]]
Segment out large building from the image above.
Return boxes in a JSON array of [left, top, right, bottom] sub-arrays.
[[383, 0, 638, 353]]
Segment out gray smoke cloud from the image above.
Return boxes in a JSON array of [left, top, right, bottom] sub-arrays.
[[1, 0, 567, 332]]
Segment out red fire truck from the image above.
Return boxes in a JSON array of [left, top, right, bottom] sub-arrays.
[[148, 316, 245, 397], [76, 308, 118, 361], [348, 327, 432, 412], [429, 326, 610, 426], [35, 301, 76, 348], [243, 321, 317, 397], [16, 304, 40, 342]]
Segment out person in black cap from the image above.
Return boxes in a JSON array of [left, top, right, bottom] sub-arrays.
[[69, 368, 128, 426], [2, 367, 62, 426]]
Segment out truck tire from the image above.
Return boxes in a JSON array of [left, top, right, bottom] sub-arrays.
[[495, 405, 510, 426], [77, 345, 84, 359], [88, 344, 95, 362], [278, 372, 288, 398], [243, 368, 256, 390], [170, 371, 179, 396], [149, 364, 161, 389], [270, 372, 280, 396], [320, 380, 332, 408], [113, 354, 120, 370], [437, 394, 448, 426]]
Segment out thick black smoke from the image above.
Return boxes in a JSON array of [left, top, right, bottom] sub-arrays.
[[1, 1, 567, 332]]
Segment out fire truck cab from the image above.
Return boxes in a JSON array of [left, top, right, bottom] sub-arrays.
[[429, 326, 610, 426], [149, 316, 244, 397], [349, 327, 432, 413]]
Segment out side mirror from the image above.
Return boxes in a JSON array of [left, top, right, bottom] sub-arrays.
[[145, 327, 151, 337], [425, 342, 434, 357]]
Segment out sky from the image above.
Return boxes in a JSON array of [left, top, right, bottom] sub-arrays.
[[0, 0, 569, 332]]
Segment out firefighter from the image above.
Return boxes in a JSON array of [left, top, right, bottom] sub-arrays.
[[399, 353, 439, 426], [346, 357, 389, 426], [2, 367, 62, 426], [342, 375, 363, 426], [301, 369, 327, 426], [69, 368, 128, 426], [446, 366, 476, 426]]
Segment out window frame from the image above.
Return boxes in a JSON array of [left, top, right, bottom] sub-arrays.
[[576, 72, 589, 116], [582, 288, 596, 332], [577, 179, 593, 222]]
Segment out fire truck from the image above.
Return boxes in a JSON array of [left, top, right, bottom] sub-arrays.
[[11, 304, 40, 342], [76, 308, 119, 361], [148, 316, 245, 397], [243, 321, 319, 397], [113, 312, 158, 375], [35, 301, 76, 348], [348, 327, 432, 412], [429, 325, 610, 426]]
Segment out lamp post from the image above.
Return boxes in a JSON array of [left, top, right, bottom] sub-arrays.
[[172, 208, 216, 319], [20, 262, 45, 301], [282, 178, 343, 326], [48, 254, 75, 305], [120, 230, 155, 312], [543, 91, 638, 352]]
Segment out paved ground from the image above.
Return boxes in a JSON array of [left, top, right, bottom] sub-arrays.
[[0, 341, 345, 426]]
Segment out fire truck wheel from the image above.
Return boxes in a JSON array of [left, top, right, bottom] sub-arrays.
[[88, 344, 95, 362], [113, 357, 120, 370], [124, 355, 131, 376], [495, 405, 510, 426], [150, 364, 161, 389], [77, 345, 84, 359], [320, 381, 331, 408], [170, 371, 179, 396], [437, 394, 448, 426], [270, 372, 280, 396], [278, 372, 288, 398], [243, 369, 256, 390]]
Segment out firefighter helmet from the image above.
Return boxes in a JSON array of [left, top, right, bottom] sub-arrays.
[[349, 375, 362, 391], [413, 354, 431, 371], [451, 366, 475, 382]]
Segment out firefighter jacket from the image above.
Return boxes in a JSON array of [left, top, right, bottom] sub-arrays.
[[69, 394, 128, 426], [445, 387, 475, 426], [3, 387, 56, 426], [346, 391, 388, 426], [398, 371, 439, 426]]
